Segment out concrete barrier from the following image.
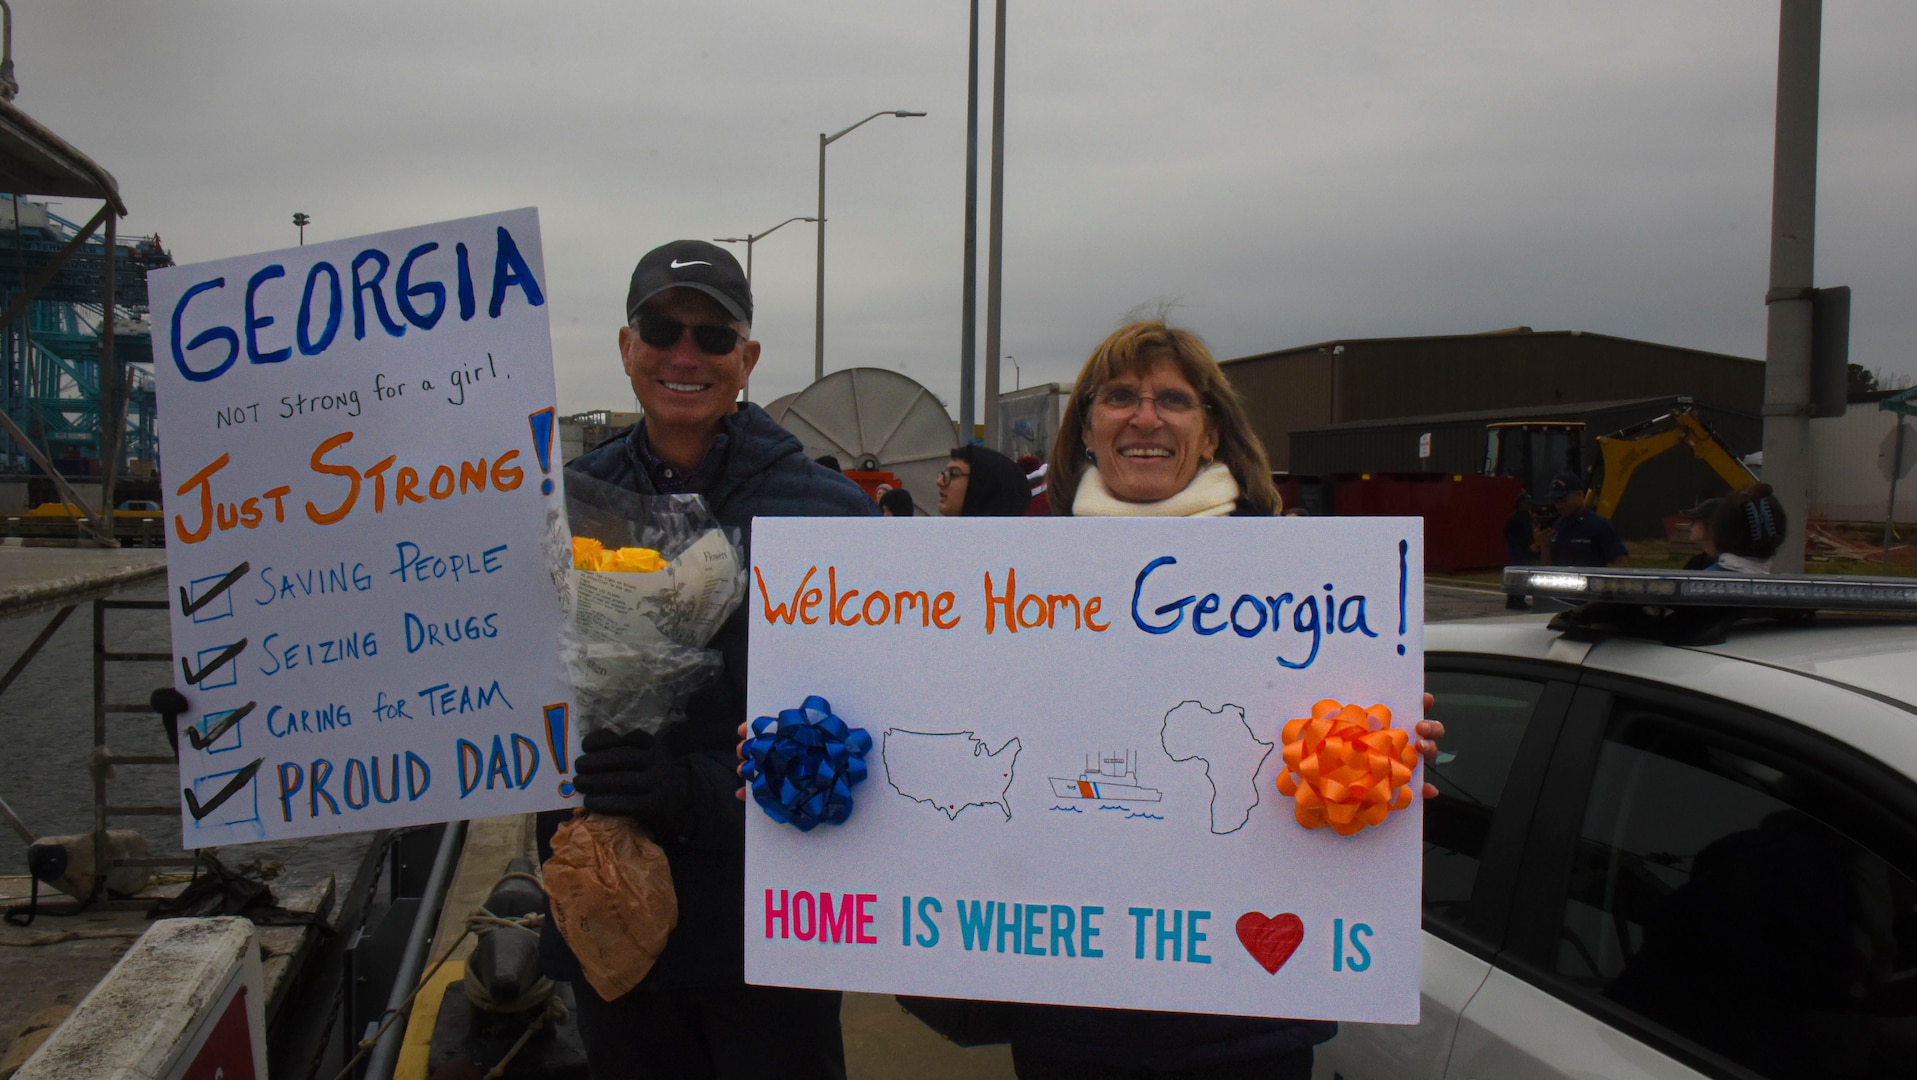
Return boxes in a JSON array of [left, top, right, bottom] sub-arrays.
[[15, 917, 267, 1080]]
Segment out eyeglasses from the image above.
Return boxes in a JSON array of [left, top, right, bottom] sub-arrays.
[[937, 466, 970, 484], [1091, 386, 1205, 416], [634, 313, 743, 355]]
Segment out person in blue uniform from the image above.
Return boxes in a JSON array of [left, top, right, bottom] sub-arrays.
[[1537, 471, 1627, 568]]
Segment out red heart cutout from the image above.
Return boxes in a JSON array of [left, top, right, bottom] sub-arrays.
[[1235, 911, 1305, 975]]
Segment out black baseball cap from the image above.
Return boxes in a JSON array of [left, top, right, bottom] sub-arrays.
[[1546, 472, 1585, 498], [626, 240, 752, 324]]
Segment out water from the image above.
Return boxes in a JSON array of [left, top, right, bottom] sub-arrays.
[[0, 579, 371, 883]]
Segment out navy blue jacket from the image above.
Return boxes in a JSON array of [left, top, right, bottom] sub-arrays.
[[1549, 508, 1627, 567], [540, 403, 878, 989]]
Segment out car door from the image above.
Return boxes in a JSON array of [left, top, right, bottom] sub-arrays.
[[1316, 661, 1575, 1080], [1447, 673, 1917, 1080]]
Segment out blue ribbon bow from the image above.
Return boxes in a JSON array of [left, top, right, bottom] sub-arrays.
[[740, 695, 872, 831]]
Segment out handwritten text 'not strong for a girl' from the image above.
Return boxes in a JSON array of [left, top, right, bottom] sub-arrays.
[[753, 548, 1411, 670]]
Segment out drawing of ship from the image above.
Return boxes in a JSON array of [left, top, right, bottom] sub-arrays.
[[1049, 750, 1162, 802]]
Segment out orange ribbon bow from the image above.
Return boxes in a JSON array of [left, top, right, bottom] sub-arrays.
[[1275, 699, 1417, 835]]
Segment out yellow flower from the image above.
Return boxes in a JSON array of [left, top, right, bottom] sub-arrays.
[[572, 536, 667, 573], [571, 537, 607, 570], [605, 547, 667, 573]]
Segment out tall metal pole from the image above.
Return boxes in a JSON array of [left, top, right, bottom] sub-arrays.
[[97, 210, 118, 541], [959, 0, 981, 441], [743, 239, 755, 403], [815, 132, 828, 384], [1885, 418, 1905, 568], [1761, 0, 1822, 573], [981, 0, 1008, 450]]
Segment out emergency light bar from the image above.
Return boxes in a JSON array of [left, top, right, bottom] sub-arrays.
[[1503, 567, 1917, 612]]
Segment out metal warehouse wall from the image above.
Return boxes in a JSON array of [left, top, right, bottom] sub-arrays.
[[1223, 330, 1764, 472], [1216, 350, 1333, 471], [1290, 398, 1762, 540]]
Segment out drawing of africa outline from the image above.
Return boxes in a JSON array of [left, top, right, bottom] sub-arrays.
[[1160, 701, 1274, 834]]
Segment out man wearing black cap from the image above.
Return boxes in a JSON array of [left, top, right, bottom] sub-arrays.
[[1537, 471, 1628, 568], [544, 241, 876, 1078]]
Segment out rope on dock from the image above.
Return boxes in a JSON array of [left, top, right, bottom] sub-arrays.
[[329, 870, 556, 1080]]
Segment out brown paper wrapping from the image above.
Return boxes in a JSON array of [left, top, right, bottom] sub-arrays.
[[543, 810, 678, 1001]]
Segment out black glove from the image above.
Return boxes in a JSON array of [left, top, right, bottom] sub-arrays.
[[572, 728, 693, 838]]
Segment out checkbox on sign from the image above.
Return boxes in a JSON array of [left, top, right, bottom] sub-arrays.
[[188, 765, 260, 828], [185, 573, 237, 624], [196, 709, 245, 754], [191, 644, 242, 690]]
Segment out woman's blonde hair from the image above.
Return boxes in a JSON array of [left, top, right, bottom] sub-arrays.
[[1047, 320, 1280, 516]]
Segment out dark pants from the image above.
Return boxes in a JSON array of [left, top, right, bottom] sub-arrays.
[[570, 980, 845, 1080], [1011, 1044, 1313, 1080]]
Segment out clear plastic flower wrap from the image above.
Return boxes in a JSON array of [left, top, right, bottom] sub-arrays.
[[551, 473, 747, 737], [542, 472, 747, 1000]]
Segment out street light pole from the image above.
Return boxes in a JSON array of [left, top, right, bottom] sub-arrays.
[[716, 215, 818, 402], [960, 0, 981, 441], [981, 0, 1008, 450], [814, 109, 927, 384], [292, 212, 310, 246]]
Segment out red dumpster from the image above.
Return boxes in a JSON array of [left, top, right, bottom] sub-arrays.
[[1327, 472, 1523, 573]]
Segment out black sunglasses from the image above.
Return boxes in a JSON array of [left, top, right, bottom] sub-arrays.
[[635, 313, 743, 355]]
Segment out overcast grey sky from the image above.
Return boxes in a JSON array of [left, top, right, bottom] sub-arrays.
[[26, 2, 1917, 417]]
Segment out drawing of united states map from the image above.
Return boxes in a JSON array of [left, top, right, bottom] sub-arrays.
[[882, 730, 1022, 821], [1160, 701, 1274, 834]]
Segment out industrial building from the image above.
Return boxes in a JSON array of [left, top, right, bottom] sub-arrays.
[[1223, 328, 1766, 538]]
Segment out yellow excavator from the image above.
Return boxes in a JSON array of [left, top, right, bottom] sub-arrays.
[[1486, 398, 1757, 522], [1586, 400, 1757, 519]]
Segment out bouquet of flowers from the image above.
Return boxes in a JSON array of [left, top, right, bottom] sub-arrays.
[[541, 473, 746, 1000]]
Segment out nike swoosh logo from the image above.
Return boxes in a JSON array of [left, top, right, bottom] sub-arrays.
[[670, 259, 711, 269]]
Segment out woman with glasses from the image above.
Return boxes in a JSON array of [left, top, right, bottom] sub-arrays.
[[1044, 320, 1279, 517], [936, 445, 1032, 517], [1007, 320, 1442, 1080]]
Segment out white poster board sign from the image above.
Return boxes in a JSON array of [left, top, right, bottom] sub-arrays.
[[746, 516, 1424, 1022], [149, 208, 575, 846]]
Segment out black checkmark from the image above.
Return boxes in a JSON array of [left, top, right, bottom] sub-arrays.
[[182, 757, 264, 821], [180, 639, 247, 687], [179, 562, 250, 618], [184, 701, 256, 752]]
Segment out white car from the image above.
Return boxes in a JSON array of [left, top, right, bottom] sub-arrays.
[[1320, 568, 1917, 1080]]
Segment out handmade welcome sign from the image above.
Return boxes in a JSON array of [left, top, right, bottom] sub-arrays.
[[149, 208, 575, 846], [744, 516, 1423, 1022]]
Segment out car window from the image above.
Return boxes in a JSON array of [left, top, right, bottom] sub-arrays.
[[1553, 703, 1917, 1080], [1422, 671, 1546, 933]]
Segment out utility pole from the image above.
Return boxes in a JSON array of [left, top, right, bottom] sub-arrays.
[[292, 212, 310, 245], [981, 0, 1007, 450], [959, 0, 981, 442], [1760, 0, 1822, 573]]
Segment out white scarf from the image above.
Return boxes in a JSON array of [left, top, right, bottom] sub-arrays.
[[1716, 552, 1773, 575], [1072, 462, 1241, 518]]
